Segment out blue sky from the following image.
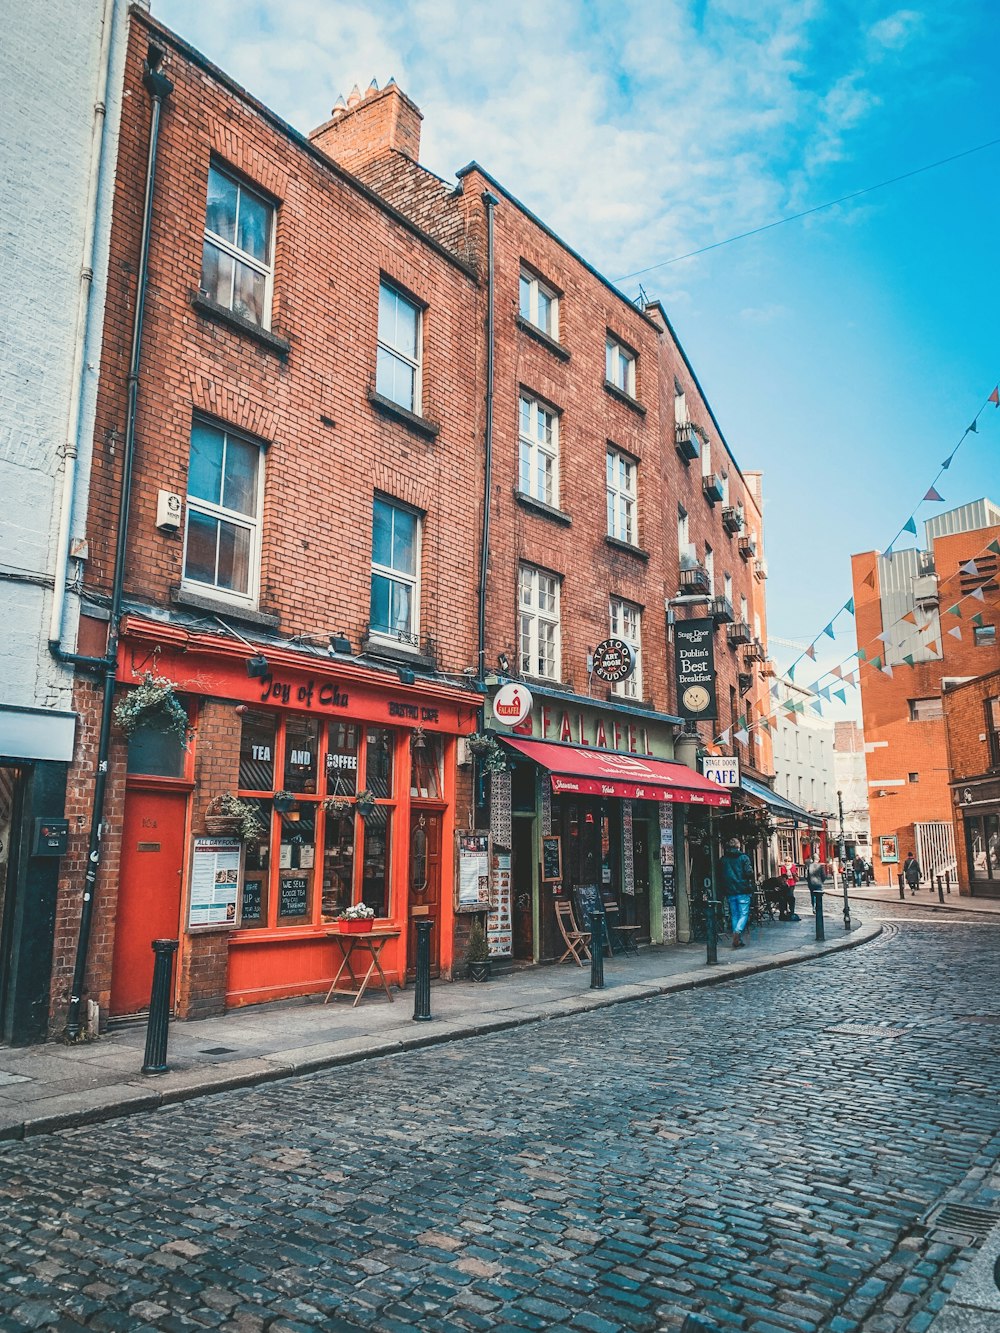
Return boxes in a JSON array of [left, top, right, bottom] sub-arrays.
[[154, 1, 998, 714]]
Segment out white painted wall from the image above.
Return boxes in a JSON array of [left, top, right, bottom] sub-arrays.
[[0, 0, 131, 718], [770, 679, 837, 818]]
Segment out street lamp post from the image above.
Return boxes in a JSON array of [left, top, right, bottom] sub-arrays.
[[838, 789, 851, 931]]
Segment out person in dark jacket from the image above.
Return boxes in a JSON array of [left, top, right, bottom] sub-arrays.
[[719, 838, 755, 948], [903, 851, 921, 894]]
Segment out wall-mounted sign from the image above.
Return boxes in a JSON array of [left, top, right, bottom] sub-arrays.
[[457, 832, 491, 907], [674, 618, 717, 721], [701, 755, 741, 788], [494, 682, 532, 727], [189, 837, 241, 927], [592, 638, 634, 684], [879, 834, 899, 864]]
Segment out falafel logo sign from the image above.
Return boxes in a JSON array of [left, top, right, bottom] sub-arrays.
[[493, 683, 532, 728], [674, 617, 718, 722]]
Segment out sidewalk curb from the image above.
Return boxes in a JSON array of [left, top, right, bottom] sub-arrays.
[[0, 923, 881, 1144]]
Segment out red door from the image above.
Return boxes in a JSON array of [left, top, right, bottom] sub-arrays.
[[110, 789, 187, 1016], [407, 810, 442, 979]]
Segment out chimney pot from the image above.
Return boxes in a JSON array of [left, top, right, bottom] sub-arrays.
[[347, 83, 362, 109]]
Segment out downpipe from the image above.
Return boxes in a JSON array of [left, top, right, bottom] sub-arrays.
[[64, 47, 173, 1040]]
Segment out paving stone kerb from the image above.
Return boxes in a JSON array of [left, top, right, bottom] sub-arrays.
[[0, 919, 880, 1143]]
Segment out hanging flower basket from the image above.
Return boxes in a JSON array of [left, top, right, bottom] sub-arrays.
[[113, 672, 189, 744], [321, 793, 353, 815], [355, 788, 378, 819], [272, 790, 296, 813], [467, 733, 507, 774], [205, 795, 264, 842]]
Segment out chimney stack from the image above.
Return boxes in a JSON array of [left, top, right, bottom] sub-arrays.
[[309, 78, 423, 171]]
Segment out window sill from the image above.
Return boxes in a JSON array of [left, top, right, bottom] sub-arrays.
[[190, 292, 291, 358], [515, 316, 571, 362], [605, 535, 649, 562], [603, 380, 646, 416], [172, 586, 280, 629], [515, 491, 572, 526], [368, 390, 440, 439], [361, 636, 436, 671]]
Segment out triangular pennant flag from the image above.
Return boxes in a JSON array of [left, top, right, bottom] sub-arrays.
[[876, 631, 891, 643], [863, 570, 875, 588], [989, 541, 1000, 556], [785, 711, 798, 725], [885, 544, 894, 558], [809, 700, 823, 714], [770, 683, 780, 699], [857, 648, 868, 661], [805, 644, 816, 660], [948, 627, 962, 640], [901, 611, 917, 626], [823, 622, 836, 640], [947, 604, 962, 618], [941, 453, 955, 470], [834, 688, 846, 703], [926, 639, 939, 654], [961, 560, 979, 576], [737, 714, 747, 729], [902, 654, 915, 665], [903, 516, 917, 536], [971, 586, 986, 601], [788, 662, 796, 681], [923, 487, 944, 502], [882, 664, 894, 678], [990, 386, 999, 406], [734, 728, 749, 745], [831, 665, 844, 679], [972, 613, 985, 627], [870, 655, 882, 670], [759, 717, 772, 734], [719, 728, 731, 744], [845, 598, 855, 615], [969, 419, 979, 434], [817, 686, 831, 702]]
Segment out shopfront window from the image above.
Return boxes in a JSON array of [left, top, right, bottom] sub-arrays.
[[239, 710, 276, 790], [365, 727, 394, 798], [277, 803, 315, 922], [410, 731, 443, 798], [240, 798, 271, 929], [127, 719, 187, 777], [322, 810, 355, 917], [361, 806, 391, 916], [283, 716, 319, 794], [326, 722, 359, 797], [967, 813, 999, 880]]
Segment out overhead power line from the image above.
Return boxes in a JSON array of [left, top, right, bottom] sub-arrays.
[[615, 136, 1000, 284]]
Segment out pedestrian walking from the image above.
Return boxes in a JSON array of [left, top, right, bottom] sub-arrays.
[[806, 854, 826, 911], [719, 837, 755, 949], [903, 851, 921, 894]]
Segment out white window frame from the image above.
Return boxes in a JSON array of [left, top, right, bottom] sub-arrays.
[[519, 565, 561, 681], [376, 280, 423, 414], [701, 438, 712, 478], [610, 597, 643, 700], [724, 573, 733, 607], [704, 544, 715, 595], [674, 384, 687, 425], [370, 496, 422, 646], [518, 392, 559, 507], [182, 421, 264, 609], [200, 162, 275, 329], [606, 448, 638, 545], [605, 336, 636, 398], [519, 268, 559, 339], [678, 504, 689, 553]]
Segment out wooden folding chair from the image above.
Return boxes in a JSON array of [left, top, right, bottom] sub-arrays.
[[554, 898, 591, 966]]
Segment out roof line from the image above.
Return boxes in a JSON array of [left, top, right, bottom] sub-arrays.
[[135, 10, 477, 282], [455, 161, 659, 333]]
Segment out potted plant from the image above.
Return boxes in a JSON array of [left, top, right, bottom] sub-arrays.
[[335, 902, 376, 933], [465, 917, 492, 981], [273, 790, 296, 814], [355, 788, 378, 819], [466, 733, 507, 775], [113, 672, 189, 744], [205, 794, 264, 842], [321, 793, 353, 816]]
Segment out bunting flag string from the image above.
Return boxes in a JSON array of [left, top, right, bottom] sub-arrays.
[[924, 487, 944, 502]]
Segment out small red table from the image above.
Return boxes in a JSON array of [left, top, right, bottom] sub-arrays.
[[323, 928, 401, 1007]]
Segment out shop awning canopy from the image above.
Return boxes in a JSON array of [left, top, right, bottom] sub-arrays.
[[500, 737, 732, 807], [742, 776, 825, 828]]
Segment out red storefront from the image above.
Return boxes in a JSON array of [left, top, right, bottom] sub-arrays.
[[112, 617, 479, 1018]]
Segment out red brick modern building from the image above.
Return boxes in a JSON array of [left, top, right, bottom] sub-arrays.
[[944, 668, 1000, 896], [852, 500, 1000, 887], [46, 12, 777, 1035]]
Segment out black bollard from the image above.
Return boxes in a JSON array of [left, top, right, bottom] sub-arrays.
[[590, 909, 605, 989], [142, 939, 179, 1075], [945, 870, 952, 895], [413, 920, 433, 1021], [842, 872, 852, 932], [897, 872, 905, 900], [814, 886, 825, 942], [937, 875, 945, 904], [705, 887, 718, 966]]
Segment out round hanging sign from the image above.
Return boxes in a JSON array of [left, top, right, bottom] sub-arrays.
[[592, 638, 634, 683], [493, 682, 533, 727]]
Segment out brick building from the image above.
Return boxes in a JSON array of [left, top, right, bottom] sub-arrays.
[[41, 11, 777, 1036], [944, 669, 1000, 896], [851, 500, 1000, 887]]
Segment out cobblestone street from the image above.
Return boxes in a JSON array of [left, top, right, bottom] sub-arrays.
[[1, 904, 998, 1333]]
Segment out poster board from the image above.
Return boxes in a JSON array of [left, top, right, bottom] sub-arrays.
[[488, 851, 512, 957], [189, 837, 242, 928], [541, 834, 562, 882], [456, 831, 491, 909], [879, 834, 899, 864]]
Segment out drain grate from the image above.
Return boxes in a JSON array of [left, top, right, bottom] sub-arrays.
[[825, 1023, 909, 1038], [924, 1203, 1000, 1245], [199, 1046, 237, 1056]]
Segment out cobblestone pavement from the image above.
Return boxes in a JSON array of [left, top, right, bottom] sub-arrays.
[[1, 904, 998, 1333]]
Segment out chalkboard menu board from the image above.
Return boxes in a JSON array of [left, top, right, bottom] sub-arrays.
[[574, 882, 602, 930], [541, 834, 562, 882], [279, 874, 309, 918], [240, 875, 264, 926]]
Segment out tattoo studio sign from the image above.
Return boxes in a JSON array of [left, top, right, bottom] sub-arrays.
[[674, 618, 717, 722]]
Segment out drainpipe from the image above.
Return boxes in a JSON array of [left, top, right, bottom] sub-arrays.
[[64, 46, 173, 1039], [477, 192, 499, 687], [48, 0, 119, 655]]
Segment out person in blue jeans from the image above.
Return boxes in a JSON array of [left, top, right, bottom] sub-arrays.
[[719, 837, 755, 949]]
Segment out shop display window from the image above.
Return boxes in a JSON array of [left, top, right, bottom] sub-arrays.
[[361, 806, 391, 916], [240, 798, 271, 928], [283, 715, 319, 793], [322, 810, 355, 918], [968, 813, 999, 880], [326, 722, 359, 797], [410, 732, 442, 798], [365, 727, 393, 797], [239, 709, 276, 790]]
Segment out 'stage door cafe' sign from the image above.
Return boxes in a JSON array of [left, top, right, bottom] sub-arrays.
[[674, 618, 718, 722]]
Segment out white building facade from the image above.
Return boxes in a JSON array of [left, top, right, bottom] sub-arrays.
[[770, 677, 837, 865]]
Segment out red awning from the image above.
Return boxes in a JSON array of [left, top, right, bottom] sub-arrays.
[[500, 737, 732, 808]]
